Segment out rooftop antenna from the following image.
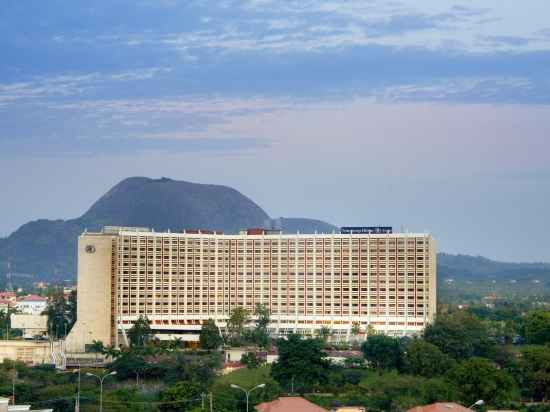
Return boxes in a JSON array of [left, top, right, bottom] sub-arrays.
[[6, 261, 13, 292]]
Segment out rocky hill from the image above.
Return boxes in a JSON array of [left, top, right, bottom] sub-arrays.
[[0, 177, 336, 281]]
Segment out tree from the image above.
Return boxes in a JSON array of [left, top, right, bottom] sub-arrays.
[[424, 311, 494, 360], [199, 319, 223, 350], [67, 290, 77, 331], [253, 304, 271, 348], [271, 333, 329, 393], [127, 315, 153, 347], [226, 306, 250, 345], [523, 310, 550, 345], [44, 289, 71, 339], [159, 381, 203, 412], [109, 350, 149, 386], [169, 337, 184, 351], [361, 335, 403, 372], [317, 326, 332, 343], [241, 351, 264, 369], [89, 340, 105, 361], [520, 346, 550, 401], [255, 303, 270, 330], [402, 339, 455, 378], [446, 357, 518, 407], [351, 321, 361, 339]]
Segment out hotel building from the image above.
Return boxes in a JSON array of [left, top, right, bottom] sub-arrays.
[[66, 226, 436, 352]]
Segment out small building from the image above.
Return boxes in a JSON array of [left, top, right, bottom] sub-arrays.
[[407, 403, 472, 412], [10, 314, 48, 339], [0, 291, 16, 304], [0, 396, 53, 412], [331, 408, 366, 412], [15, 295, 47, 315], [256, 397, 328, 412], [0, 340, 54, 366]]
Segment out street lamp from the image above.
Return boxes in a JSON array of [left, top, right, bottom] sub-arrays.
[[468, 400, 484, 409], [230, 383, 266, 412], [58, 367, 81, 412], [86, 371, 117, 412]]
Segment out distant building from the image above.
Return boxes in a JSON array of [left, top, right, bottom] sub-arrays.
[[10, 314, 48, 339], [16, 295, 47, 315], [0, 291, 16, 304], [0, 396, 53, 412], [66, 226, 437, 352], [256, 397, 328, 412], [407, 403, 472, 412]]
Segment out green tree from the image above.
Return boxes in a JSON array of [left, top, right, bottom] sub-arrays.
[[44, 289, 71, 339], [109, 349, 150, 385], [520, 346, 550, 401], [253, 304, 271, 348], [199, 319, 223, 350], [241, 352, 264, 369], [127, 315, 153, 347], [271, 333, 329, 393], [67, 290, 77, 331], [317, 326, 332, 343], [523, 310, 550, 345], [89, 340, 105, 361], [159, 381, 203, 412], [361, 334, 403, 372], [169, 337, 184, 351], [403, 339, 455, 378], [424, 311, 494, 360], [227, 306, 250, 345], [351, 321, 361, 340], [446, 357, 518, 407]]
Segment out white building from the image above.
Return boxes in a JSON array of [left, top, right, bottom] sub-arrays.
[[10, 314, 48, 339], [66, 226, 437, 352], [16, 295, 48, 315]]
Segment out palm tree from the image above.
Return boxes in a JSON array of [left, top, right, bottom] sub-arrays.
[[169, 337, 184, 351], [89, 340, 105, 362], [103, 345, 121, 360]]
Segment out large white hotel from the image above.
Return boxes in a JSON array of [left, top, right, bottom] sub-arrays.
[[66, 226, 436, 352]]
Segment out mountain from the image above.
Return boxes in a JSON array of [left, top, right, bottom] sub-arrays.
[[0, 177, 336, 281], [275, 217, 338, 234], [1, 176, 549, 289], [437, 253, 550, 281]]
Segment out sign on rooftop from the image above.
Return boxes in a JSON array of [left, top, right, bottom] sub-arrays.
[[340, 226, 393, 234]]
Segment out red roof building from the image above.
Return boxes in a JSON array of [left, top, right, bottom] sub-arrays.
[[407, 403, 472, 412], [256, 397, 328, 412], [18, 294, 47, 302]]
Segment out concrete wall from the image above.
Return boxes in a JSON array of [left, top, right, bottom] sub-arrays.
[[65, 234, 114, 352], [0, 340, 52, 365], [10, 314, 48, 339]]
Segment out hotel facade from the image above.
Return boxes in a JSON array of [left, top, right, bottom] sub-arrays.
[[66, 226, 436, 352]]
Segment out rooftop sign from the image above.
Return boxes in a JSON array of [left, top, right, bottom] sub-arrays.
[[340, 226, 393, 234]]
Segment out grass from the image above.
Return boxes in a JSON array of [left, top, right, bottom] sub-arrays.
[[214, 364, 273, 390]]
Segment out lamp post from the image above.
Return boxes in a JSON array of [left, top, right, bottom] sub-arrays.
[[58, 367, 81, 412], [230, 383, 265, 412], [86, 371, 117, 412], [468, 400, 484, 409], [74, 366, 81, 412]]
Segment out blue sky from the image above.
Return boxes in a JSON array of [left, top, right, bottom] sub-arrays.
[[1, 0, 550, 261]]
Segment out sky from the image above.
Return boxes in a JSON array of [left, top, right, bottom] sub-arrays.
[[1, 0, 549, 262]]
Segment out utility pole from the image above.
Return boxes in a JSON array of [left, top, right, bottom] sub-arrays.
[[11, 369, 17, 405]]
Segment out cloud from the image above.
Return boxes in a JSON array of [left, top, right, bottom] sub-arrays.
[[482, 35, 533, 47], [377, 77, 546, 104], [0, 135, 268, 158], [0, 68, 171, 105]]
